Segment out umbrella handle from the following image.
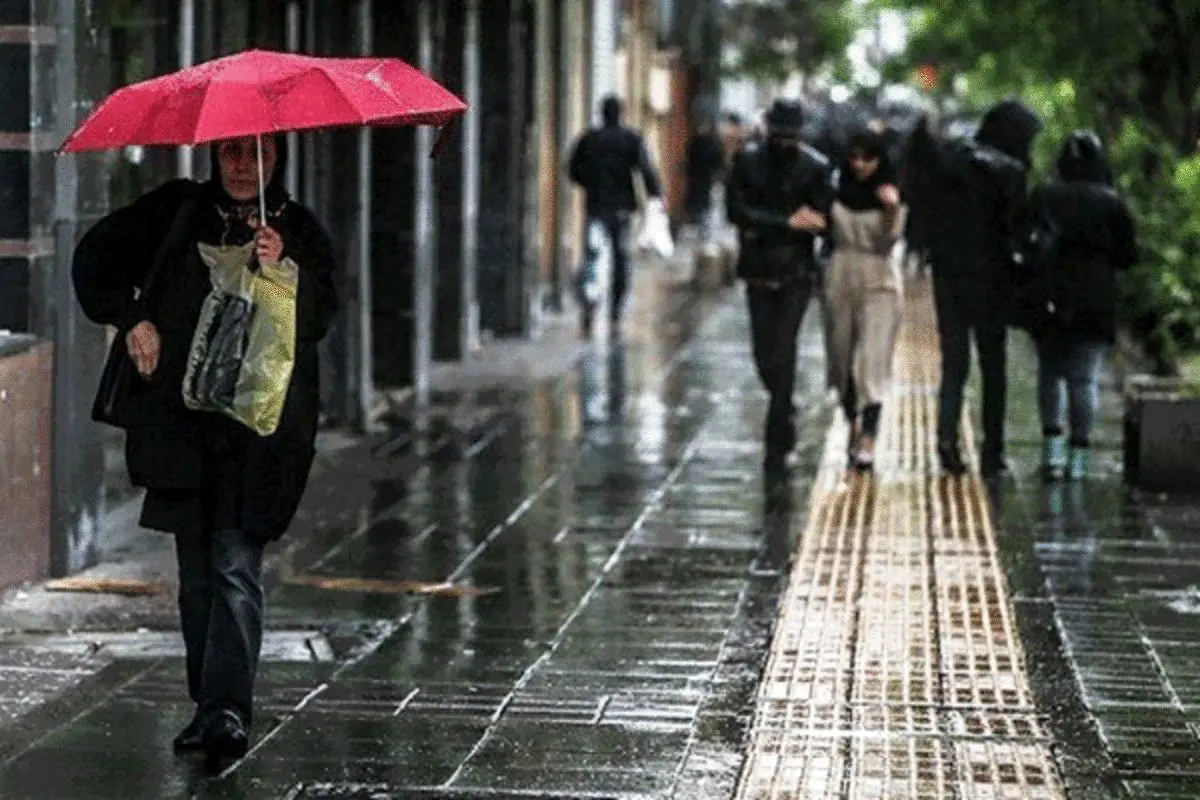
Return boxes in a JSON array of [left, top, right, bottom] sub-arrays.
[[256, 134, 267, 227]]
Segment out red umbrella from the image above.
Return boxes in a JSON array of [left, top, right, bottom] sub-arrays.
[[60, 49, 466, 220]]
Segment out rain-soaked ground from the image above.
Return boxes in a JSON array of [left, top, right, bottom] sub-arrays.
[[0, 266, 1198, 798], [0, 273, 833, 799]]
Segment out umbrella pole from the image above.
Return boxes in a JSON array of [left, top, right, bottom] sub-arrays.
[[256, 134, 267, 227]]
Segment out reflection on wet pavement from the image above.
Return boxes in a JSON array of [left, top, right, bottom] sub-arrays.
[[0, 284, 831, 799]]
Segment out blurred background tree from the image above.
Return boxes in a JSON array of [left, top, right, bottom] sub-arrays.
[[721, 0, 859, 85], [876, 0, 1200, 372]]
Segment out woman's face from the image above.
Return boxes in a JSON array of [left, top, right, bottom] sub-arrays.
[[217, 137, 277, 202], [848, 149, 880, 180]]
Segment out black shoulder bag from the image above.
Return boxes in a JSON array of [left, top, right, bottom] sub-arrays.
[[91, 196, 198, 428]]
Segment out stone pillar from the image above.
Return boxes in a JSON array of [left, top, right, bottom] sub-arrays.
[[432, 0, 477, 362], [476, 0, 533, 338], [370, 2, 418, 387]]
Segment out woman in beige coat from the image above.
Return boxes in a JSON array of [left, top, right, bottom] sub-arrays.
[[825, 130, 906, 471]]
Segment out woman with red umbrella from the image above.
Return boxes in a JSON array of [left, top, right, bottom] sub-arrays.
[[72, 133, 336, 767]]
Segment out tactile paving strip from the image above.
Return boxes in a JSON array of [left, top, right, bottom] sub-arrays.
[[736, 285, 1065, 799]]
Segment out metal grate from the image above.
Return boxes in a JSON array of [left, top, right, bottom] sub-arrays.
[[735, 285, 1065, 800]]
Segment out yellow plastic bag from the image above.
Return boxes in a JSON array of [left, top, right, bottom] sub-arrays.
[[182, 241, 298, 437]]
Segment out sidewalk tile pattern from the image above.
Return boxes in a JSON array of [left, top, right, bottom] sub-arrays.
[[735, 287, 1066, 800]]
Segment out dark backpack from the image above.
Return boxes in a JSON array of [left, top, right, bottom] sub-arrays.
[[1009, 208, 1063, 331]]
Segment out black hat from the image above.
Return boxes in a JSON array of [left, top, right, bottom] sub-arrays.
[[765, 100, 805, 137]]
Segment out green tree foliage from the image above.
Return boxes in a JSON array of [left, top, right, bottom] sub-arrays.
[[877, 0, 1200, 367], [722, 0, 859, 84]]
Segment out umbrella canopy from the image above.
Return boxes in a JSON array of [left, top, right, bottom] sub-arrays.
[[60, 49, 466, 153]]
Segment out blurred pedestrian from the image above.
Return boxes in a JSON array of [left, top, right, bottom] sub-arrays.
[[824, 130, 907, 471], [1016, 130, 1137, 480], [903, 98, 1042, 475], [72, 135, 337, 768], [568, 95, 665, 338], [727, 99, 835, 474]]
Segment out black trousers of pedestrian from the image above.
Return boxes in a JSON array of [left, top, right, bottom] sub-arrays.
[[746, 277, 814, 463], [934, 281, 1007, 462], [593, 212, 632, 322], [175, 527, 266, 729]]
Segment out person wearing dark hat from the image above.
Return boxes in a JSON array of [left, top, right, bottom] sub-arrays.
[[903, 97, 1042, 475], [727, 98, 835, 473]]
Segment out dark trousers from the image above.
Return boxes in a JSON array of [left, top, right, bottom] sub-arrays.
[[175, 528, 266, 729], [589, 212, 632, 322], [934, 281, 1007, 460], [747, 278, 813, 459]]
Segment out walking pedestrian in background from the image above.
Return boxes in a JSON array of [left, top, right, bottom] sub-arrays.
[[727, 99, 834, 474], [824, 130, 907, 471], [1016, 130, 1137, 480], [903, 99, 1042, 475], [568, 95, 665, 338]]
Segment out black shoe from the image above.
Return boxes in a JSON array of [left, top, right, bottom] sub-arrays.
[[172, 715, 205, 753], [203, 710, 249, 771], [938, 445, 967, 476]]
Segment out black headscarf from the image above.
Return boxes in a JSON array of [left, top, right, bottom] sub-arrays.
[[1056, 129, 1114, 185], [837, 129, 897, 211], [202, 134, 291, 246]]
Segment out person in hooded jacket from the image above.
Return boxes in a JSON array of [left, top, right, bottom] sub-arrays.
[[72, 135, 337, 768], [903, 98, 1043, 475], [727, 99, 834, 473], [1022, 130, 1137, 480], [824, 129, 907, 471]]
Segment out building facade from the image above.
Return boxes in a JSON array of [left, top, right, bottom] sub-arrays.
[[0, 0, 712, 586]]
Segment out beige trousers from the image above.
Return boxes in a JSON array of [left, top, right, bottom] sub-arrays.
[[824, 250, 903, 414]]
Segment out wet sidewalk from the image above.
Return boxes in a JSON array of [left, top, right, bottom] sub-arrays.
[[0, 267, 833, 799], [736, 287, 1064, 799], [4, 267, 1198, 798]]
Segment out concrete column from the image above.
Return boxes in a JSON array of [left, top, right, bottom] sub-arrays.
[[533, 0, 558, 315], [412, 0, 436, 413], [43, 0, 105, 575], [461, 0, 481, 356]]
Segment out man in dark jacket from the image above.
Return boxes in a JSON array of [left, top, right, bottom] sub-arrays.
[[905, 98, 1042, 475], [727, 99, 834, 473], [568, 95, 664, 337]]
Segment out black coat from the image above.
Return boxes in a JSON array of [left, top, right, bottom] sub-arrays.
[[727, 140, 834, 282], [568, 123, 663, 216], [1024, 180, 1137, 342], [904, 129, 1029, 307], [72, 179, 338, 541]]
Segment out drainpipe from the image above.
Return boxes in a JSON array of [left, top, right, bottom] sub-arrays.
[[177, 0, 195, 178], [284, 1, 301, 198], [413, 0, 436, 417]]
